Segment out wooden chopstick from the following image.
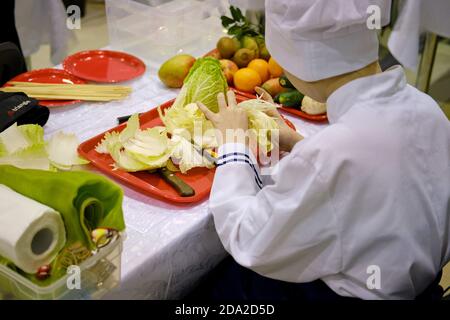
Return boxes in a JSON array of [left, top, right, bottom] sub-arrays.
[[8, 81, 131, 91], [8, 94, 123, 101], [1, 81, 132, 101]]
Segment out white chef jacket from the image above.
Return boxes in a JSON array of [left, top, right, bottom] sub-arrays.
[[388, 0, 450, 70], [15, 0, 73, 64], [209, 65, 450, 300]]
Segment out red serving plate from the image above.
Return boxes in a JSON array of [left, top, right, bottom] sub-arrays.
[[63, 50, 146, 83], [5, 69, 87, 107], [78, 96, 295, 205]]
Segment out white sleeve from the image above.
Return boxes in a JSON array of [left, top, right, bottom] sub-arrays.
[[210, 143, 341, 283]]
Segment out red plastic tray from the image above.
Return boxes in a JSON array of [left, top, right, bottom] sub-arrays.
[[78, 96, 295, 205], [277, 106, 328, 122], [78, 99, 215, 205], [232, 89, 328, 123]]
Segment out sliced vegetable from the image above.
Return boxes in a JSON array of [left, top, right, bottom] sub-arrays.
[[119, 113, 139, 143], [170, 134, 215, 174], [0, 123, 31, 155], [96, 113, 214, 174], [95, 131, 120, 154], [0, 123, 87, 171], [46, 132, 89, 170], [301, 96, 327, 115], [108, 142, 155, 172], [237, 99, 279, 153], [0, 144, 51, 171]]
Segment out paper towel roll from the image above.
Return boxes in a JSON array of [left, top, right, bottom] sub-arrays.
[[0, 184, 66, 274]]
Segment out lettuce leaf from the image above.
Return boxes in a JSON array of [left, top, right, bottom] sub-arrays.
[[98, 115, 172, 172], [95, 131, 120, 154], [18, 124, 45, 146], [0, 123, 87, 171], [173, 57, 228, 113], [0, 144, 51, 170], [170, 134, 215, 174], [46, 132, 89, 170], [237, 99, 279, 153], [0, 123, 31, 154]]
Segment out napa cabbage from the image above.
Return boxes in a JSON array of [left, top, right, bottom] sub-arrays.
[[0, 123, 88, 171], [158, 57, 227, 149]]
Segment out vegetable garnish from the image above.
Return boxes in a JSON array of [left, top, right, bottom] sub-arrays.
[[95, 114, 215, 174], [0, 123, 88, 171], [237, 99, 279, 153]]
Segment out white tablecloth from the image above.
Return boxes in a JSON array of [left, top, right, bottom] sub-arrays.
[[44, 67, 327, 299]]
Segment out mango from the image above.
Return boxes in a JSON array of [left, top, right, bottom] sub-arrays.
[[158, 54, 196, 88]]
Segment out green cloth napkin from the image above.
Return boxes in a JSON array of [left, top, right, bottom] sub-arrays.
[[0, 165, 125, 286], [0, 165, 125, 249]]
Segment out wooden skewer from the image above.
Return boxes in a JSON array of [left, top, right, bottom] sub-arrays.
[[11, 94, 124, 101], [0, 79, 132, 102], [1, 87, 125, 94], [8, 81, 132, 92], [0, 89, 129, 101], [5, 86, 131, 95]]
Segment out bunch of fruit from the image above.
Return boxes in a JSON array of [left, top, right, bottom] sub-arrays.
[[157, 6, 323, 115], [157, 47, 305, 111], [216, 36, 305, 110], [215, 35, 284, 94]]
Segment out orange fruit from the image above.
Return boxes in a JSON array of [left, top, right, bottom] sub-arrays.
[[233, 68, 262, 93], [247, 59, 270, 83], [268, 57, 284, 78]]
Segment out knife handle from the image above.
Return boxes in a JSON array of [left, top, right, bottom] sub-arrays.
[[158, 168, 195, 197], [117, 113, 142, 124]]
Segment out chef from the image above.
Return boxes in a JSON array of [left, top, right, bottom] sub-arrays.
[[197, 0, 450, 300]]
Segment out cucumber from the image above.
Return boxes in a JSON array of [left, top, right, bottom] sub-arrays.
[[274, 92, 281, 103], [278, 90, 304, 108], [279, 75, 296, 89], [274, 88, 293, 103]]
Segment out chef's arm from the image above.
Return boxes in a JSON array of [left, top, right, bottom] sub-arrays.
[[210, 142, 341, 282]]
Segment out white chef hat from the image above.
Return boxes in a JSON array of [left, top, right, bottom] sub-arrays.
[[265, 0, 391, 81]]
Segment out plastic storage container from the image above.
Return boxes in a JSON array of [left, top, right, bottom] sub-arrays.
[[105, 0, 229, 68], [0, 236, 123, 300]]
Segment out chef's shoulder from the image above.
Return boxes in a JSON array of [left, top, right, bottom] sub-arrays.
[[290, 123, 357, 169]]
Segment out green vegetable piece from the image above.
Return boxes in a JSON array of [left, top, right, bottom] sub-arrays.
[[278, 91, 304, 108], [279, 75, 296, 89]]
